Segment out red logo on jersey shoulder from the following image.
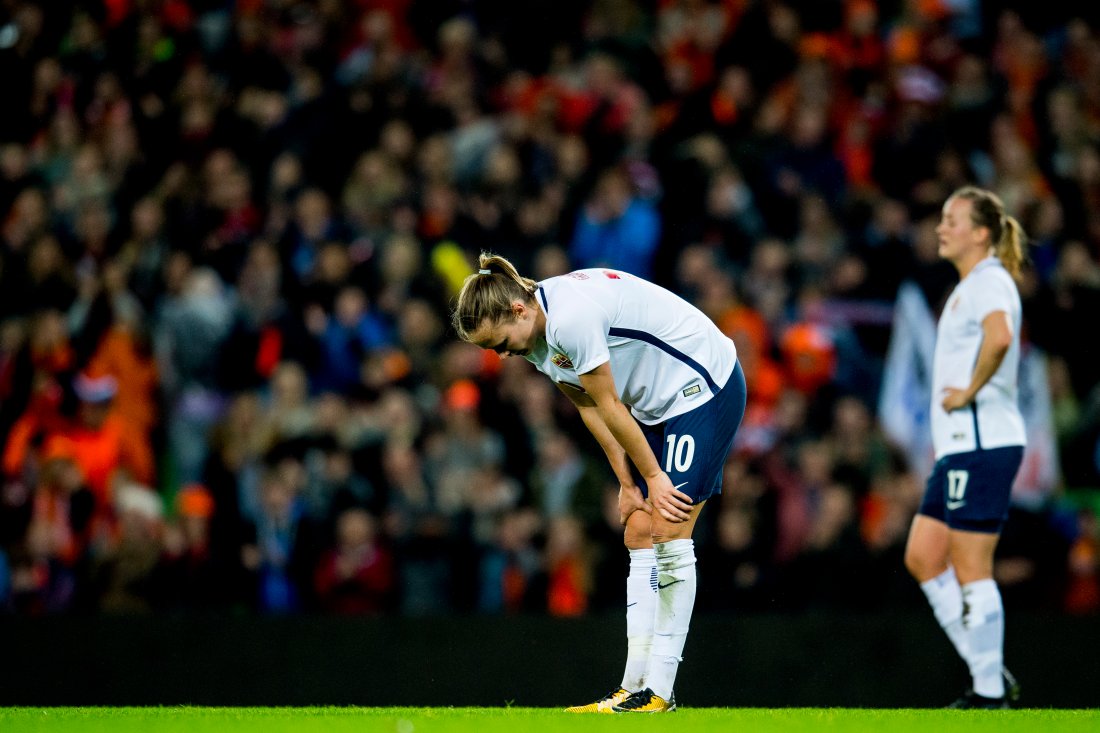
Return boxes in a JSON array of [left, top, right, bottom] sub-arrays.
[[551, 353, 574, 369], [603, 271, 620, 279]]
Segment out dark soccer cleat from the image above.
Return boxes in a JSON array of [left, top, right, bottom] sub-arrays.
[[948, 690, 1009, 709], [564, 687, 632, 713], [611, 687, 677, 713]]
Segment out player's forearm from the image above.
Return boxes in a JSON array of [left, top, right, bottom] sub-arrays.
[[578, 406, 635, 486], [593, 399, 662, 480], [964, 340, 1009, 401]]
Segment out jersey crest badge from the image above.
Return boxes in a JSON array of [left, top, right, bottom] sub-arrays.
[[682, 384, 701, 397], [551, 353, 574, 369]]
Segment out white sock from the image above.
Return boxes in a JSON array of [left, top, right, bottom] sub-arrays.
[[961, 579, 1005, 698], [919, 567, 970, 662], [621, 548, 657, 692], [646, 539, 696, 700]]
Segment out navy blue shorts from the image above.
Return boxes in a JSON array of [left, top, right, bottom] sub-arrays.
[[918, 446, 1024, 533], [636, 361, 746, 504]]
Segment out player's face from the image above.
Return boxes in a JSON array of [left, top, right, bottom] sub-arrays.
[[471, 302, 541, 358], [936, 196, 985, 263]]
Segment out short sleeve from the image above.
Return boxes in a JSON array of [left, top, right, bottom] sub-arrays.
[[971, 270, 1018, 323], [547, 298, 611, 375]]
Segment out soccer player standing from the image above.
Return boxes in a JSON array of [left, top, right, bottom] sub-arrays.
[[904, 187, 1027, 708], [453, 253, 746, 713]]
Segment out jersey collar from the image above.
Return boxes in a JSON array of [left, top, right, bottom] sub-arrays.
[[970, 255, 1001, 274]]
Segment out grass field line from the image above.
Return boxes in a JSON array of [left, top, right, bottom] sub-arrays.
[[1, 707, 1099, 733]]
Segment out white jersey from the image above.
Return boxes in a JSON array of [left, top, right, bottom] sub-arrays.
[[930, 256, 1026, 458], [524, 269, 738, 425]]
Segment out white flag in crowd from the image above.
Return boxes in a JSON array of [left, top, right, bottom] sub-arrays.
[[878, 281, 938, 479], [1013, 343, 1060, 509]]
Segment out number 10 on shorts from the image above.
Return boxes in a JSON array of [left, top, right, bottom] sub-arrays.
[[665, 434, 696, 472]]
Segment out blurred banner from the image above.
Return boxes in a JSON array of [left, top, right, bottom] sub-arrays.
[[878, 282, 937, 479]]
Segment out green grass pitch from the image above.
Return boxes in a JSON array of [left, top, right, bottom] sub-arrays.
[[2, 707, 1098, 733]]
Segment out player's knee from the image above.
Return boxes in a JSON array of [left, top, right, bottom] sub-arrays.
[[650, 521, 690, 545], [902, 545, 923, 578], [948, 549, 995, 584], [623, 513, 652, 549], [904, 543, 942, 581]]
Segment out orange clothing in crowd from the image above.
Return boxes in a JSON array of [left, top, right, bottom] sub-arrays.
[[52, 414, 155, 505], [719, 304, 785, 409], [781, 322, 837, 394], [547, 556, 588, 617], [4, 411, 155, 507], [85, 327, 159, 435]]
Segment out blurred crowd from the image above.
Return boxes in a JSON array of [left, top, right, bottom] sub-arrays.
[[0, 0, 1098, 618]]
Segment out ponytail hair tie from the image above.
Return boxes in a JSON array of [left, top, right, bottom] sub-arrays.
[[479, 269, 491, 275]]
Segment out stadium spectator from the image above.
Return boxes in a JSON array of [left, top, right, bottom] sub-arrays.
[[314, 506, 394, 615], [569, 166, 661, 279]]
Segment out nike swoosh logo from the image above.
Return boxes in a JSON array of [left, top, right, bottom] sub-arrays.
[[657, 579, 685, 590], [673, 482, 689, 491], [946, 500, 966, 510], [626, 602, 638, 608]]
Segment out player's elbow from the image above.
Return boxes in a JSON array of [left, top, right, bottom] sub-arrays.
[[988, 333, 1012, 355], [592, 392, 625, 413]]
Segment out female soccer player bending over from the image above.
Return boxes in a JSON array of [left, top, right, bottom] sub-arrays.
[[453, 253, 746, 713]]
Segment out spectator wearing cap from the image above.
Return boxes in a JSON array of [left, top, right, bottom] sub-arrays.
[[424, 379, 509, 518], [44, 372, 155, 514], [158, 483, 238, 611]]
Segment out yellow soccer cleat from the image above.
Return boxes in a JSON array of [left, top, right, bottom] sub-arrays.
[[564, 687, 632, 713], [611, 688, 677, 713]]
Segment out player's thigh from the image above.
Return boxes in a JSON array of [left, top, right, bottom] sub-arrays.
[[948, 528, 1000, 584], [905, 513, 951, 581], [651, 499, 707, 543]]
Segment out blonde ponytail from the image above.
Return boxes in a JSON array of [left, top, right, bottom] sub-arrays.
[[451, 252, 538, 341], [996, 214, 1026, 279]]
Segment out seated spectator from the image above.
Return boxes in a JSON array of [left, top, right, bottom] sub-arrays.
[[9, 518, 79, 615], [314, 507, 394, 615], [543, 515, 591, 617], [158, 483, 237, 612], [478, 507, 542, 614], [240, 461, 323, 614], [89, 482, 164, 614]]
